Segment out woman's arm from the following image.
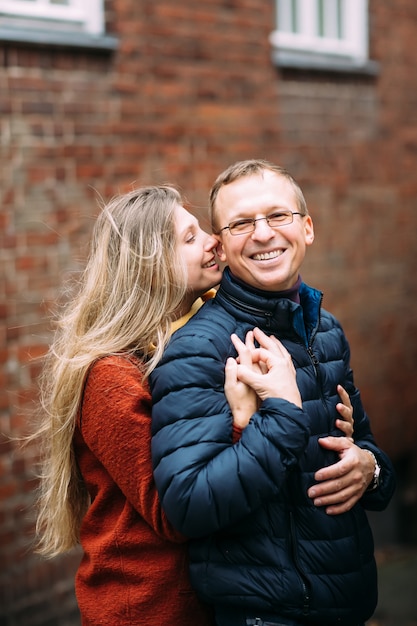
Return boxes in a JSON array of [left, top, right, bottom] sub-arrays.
[[81, 355, 186, 543]]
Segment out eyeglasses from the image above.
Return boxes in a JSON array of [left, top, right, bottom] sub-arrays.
[[218, 210, 304, 236]]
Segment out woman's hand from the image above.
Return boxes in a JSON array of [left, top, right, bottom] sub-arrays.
[[335, 384, 354, 440], [224, 330, 260, 429], [230, 327, 302, 408]]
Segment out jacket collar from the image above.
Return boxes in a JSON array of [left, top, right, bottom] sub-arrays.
[[216, 267, 323, 345]]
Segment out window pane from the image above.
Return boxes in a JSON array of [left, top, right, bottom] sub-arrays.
[[277, 0, 348, 39], [271, 0, 371, 69], [0, 0, 105, 35], [292, 0, 298, 33], [318, 0, 343, 39], [0, 0, 72, 4], [337, 0, 343, 38], [318, 0, 324, 36], [277, 0, 298, 34]]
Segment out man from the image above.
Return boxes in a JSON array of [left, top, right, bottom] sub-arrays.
[[151, 160, 395, 626]]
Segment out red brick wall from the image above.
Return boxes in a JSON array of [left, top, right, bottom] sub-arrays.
[[1, 0, 416, 622]]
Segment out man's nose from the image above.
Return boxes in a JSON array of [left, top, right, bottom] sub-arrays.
[[251, 217, 275, 240]]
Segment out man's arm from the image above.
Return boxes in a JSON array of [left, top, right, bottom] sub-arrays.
[[307, 328, 396, 514], [151, 331, 310, 538]]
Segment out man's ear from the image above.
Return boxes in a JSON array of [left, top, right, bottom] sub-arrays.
[[214, 235, 227, 262], [304, 215, 315, 247]]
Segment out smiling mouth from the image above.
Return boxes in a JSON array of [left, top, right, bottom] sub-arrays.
[[252, 249, 284, 261], [203, 259, 217, 269]]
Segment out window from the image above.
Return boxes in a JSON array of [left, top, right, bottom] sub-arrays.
[[270, 0, 378, 73], [0, 0, 117, 50]]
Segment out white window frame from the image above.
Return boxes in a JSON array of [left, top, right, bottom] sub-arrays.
[[0, 0, 103, 35], [270, 0, 377, 73], [0, 0, 118, 50]]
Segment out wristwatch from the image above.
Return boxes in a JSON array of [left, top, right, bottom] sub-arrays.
[[364, 450, 381, 492]]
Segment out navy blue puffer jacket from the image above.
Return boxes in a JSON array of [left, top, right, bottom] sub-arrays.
[[151, 268, 395, 626]]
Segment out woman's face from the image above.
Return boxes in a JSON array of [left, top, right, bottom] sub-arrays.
[[174, 204, 222, 304]]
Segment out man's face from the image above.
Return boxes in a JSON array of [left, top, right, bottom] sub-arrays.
[[214, 170, 314, 292]]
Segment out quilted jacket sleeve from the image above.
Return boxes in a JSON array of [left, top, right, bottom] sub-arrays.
[[151, 331, 312, 538]]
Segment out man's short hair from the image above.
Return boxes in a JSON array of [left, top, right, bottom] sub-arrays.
[[209, 159, 308, 232]]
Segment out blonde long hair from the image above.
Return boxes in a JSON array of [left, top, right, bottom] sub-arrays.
[[35, 185, 187, 557]]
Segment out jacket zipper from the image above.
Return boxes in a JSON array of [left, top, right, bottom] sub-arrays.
[[220, 291, 274, 327], [307, 345, 319, 371], [289, 507, 311, 616], [305, 294, 333, 427], [306, 343, 334, 428]]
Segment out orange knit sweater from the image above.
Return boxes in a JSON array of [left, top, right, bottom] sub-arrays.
[[73, 354, 214, 626]]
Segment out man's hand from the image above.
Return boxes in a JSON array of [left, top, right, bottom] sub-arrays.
[[307, 437, 375, 515], [225, 327, 302, 429], [231, 327, 302, 407]]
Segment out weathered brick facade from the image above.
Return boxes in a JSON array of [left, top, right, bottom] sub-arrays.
[[1, 0, 416, 623]]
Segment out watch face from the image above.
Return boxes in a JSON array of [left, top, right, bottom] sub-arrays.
[[370, 463, 381, 490], [365, 450, 381, 491], [374, 462, 381, 484]]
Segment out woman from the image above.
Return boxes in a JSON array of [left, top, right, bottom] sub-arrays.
[[35, 185, 352, 625], [35, 185, 225, 625]]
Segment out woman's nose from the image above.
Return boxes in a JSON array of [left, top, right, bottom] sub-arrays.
[[205, 233, 219, 249]]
